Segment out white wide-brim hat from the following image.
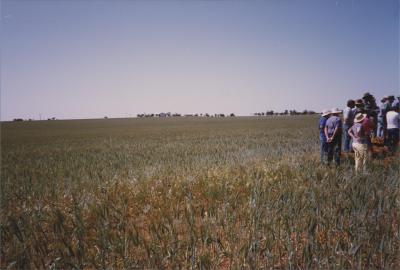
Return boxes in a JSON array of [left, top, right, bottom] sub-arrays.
[[354, 113, 366, 123], [321, 109, 331, 117], [331, 108, 342, 114]]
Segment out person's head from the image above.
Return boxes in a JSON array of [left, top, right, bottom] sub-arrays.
[[321, 109, 331, 118], [381, 97, 387, 103], [363, 92, 372, 102], [388, 95, 395, 103], [347, 99, 355, 108], [355, 100, 365, 113], [355, 99, 364, 108], [330, 108, 342, 116]]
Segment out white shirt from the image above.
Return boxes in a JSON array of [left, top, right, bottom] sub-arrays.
[[386, 111, 399, 129]]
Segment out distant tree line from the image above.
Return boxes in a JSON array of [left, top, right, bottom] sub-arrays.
[[136, 113, 236, 118], [12, 110, 317, 122], [253, 110, 317, 116], [12, 117, 56, 122], [13, 118, 40, 122]]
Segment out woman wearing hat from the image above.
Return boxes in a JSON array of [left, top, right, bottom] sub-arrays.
[[348, 113, 368, 174]]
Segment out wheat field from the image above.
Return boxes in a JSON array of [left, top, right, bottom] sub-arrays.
[[1, 116, 399, 269]]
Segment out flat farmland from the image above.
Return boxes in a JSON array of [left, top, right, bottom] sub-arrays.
[[1, 116, 399, 269]]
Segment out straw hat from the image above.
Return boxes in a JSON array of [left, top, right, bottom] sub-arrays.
[[321, 109, 331, 117], [354, 113, 366, 123], [331, 108, 342, 114]]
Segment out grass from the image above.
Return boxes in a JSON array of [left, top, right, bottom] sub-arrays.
[[1, 116, 399, 269]]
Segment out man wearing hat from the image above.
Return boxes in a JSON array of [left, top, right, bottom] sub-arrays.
[[343, 100, 356, 153], [377, 96, 389, 138], [324, 108, 343, 166], [348, 113, 368, 174], [388, 95, 395, 104], [391, 95, 400, 110], [319, 109, 331, 164], [362, 92, 372, 101], [362, 92, 377, 110]]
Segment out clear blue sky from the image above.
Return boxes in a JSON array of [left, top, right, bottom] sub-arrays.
[[1, 0, 399, 120]]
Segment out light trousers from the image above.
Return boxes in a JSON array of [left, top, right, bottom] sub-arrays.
[[352, 142, 368, 174]]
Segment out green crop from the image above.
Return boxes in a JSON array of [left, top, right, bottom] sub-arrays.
[[1, 116, 399, 269]]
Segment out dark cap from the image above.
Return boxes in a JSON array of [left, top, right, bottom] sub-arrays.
[[363, 92, 372, 99]]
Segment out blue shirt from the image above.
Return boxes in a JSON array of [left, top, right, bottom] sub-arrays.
[[326, 115, 342, 137], [319, 117, 327, 142], [378, 102, 389, 122], [392, 100, 399, 110]]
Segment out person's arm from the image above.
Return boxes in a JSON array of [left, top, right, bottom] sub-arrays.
[[348, 126, 355, 139], [382, 106, 388, 124], [397, 113, 400, 127], [324, 126, 330, 142], [318, 121, 323, 131], [348, 125, 360, 140], [330, 119, 342, 140], [331, 126, 338, 140]]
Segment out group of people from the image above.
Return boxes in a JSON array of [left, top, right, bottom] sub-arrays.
[[319, 92, 400, 173]]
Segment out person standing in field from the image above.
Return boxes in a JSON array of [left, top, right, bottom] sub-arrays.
[[387, 95, 395, 109], [386, 106, 399, 154], [377, 96, 389, 139], [348, 113, 368, 174], [362, 92, 378, 137], [319, 109, 331, 164], [361, 111, 374, 157], [343, 100, 356, 153], [392, 95, 400, 110], [324, 108, 343, 166]]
